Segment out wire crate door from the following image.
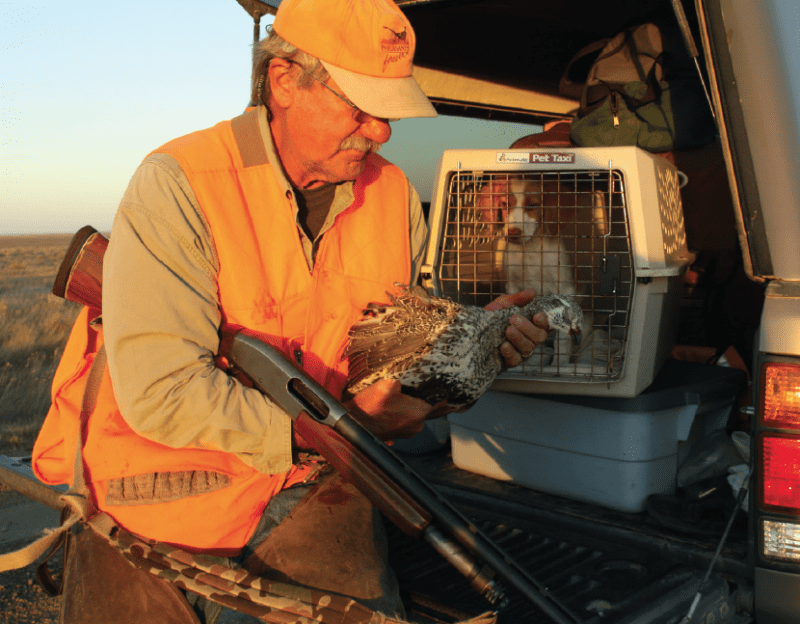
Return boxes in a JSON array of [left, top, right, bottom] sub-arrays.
[[436, 168, 634, 383]]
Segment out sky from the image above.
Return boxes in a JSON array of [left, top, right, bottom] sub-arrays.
[[1, 1, 538, 235], [5, 1, 798, 236]]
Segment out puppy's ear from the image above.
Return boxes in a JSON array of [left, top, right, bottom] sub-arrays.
[[591, 191, 610, 236], [476, 179, 510, 226]]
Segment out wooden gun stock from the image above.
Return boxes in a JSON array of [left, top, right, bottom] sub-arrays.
[[53, 225, 107, 310], [53, 227, 581, 624]]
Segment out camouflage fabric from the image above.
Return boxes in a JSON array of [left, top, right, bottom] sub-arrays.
[[87, 513, 496, 624], [0, 470, 497, 623]]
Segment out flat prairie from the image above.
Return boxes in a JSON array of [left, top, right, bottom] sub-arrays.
[[0, 233, 81, 455]]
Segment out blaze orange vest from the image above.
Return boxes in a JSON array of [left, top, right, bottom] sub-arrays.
[[32, 108, 411, 553]]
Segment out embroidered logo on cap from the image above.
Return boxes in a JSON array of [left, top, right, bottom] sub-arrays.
[[381, 25, 410, 72], [383, 26, 407, 40]]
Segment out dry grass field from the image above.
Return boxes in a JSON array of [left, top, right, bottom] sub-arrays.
[[0, 234, 82, 455], [0, 236, 85, 623]]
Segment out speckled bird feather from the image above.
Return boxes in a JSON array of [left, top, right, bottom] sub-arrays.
[[344, 286, 583, 411]]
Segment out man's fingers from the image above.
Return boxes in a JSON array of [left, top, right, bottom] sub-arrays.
[[500, 341, 523, 367], [531, 311, 550, 330], [425, 400, 452, 420], [350, 379, 401, 416]]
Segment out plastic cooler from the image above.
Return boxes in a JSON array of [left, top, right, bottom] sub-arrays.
[[448, 360, 746, 512]]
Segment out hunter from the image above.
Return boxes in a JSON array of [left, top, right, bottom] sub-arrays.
[[33, 0, 548, 620]]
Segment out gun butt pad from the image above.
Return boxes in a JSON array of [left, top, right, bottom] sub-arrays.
[[53, 225, 108, 310]]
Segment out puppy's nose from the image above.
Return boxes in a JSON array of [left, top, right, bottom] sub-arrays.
[[507, 227, 522, 238]]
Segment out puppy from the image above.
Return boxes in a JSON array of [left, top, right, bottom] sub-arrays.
[[490, 178, 576, 297], [477, 177, 579, 366]]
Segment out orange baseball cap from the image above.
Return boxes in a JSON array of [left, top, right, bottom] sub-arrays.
[[273, 0, 437, 119]]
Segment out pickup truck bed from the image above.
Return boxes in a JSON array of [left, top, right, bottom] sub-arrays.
[[387, 448, 752, 624], [0, 442, 752, 624]]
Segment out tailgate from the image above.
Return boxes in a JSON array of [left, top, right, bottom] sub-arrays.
[[387, 449, 751, 624]]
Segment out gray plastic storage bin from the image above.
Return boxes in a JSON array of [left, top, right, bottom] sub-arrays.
[[448, 360, 746, 512]]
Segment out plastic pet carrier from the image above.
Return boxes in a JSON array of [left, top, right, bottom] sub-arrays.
[[422, 146, 694, 397]]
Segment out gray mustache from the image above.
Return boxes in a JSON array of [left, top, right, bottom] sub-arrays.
[[339, 136, 382, 153]]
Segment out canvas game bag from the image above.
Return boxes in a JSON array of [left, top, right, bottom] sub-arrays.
[[561, 23, 715, 152]]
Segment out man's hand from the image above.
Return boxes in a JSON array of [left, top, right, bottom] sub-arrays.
[[485, 289, 550, 368], [344, 379, 449, 441], [292, 377, 450, 449]]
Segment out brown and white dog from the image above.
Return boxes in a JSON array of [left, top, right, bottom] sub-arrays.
[[476, 177, 577, 297], [476, 176, 613, 366]]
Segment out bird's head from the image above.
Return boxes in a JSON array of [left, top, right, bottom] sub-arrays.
[[548, 295, 584, 346]]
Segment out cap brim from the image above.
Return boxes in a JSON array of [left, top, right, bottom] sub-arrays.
[[321, 60, 438, 120]]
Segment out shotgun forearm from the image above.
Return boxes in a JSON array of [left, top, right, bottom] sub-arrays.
[[228, 330, 504, 606]]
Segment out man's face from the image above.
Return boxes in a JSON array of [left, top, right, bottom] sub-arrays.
[[276, 67, 393, 188]]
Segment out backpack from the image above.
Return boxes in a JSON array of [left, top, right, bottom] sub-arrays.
[[560, 23, 716, 152]]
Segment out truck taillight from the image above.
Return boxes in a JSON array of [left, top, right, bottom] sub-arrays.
[[757, 359, 800, 564], [761, 362, 800, 428], [759, 433, 800, 559], [760, 435, 800, 510], [762, 519, 800, 561]]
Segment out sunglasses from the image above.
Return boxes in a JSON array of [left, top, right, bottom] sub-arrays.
[[280, 58, 394, 123]]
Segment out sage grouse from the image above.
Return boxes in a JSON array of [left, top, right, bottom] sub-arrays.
[[344, 287, 583, 411]]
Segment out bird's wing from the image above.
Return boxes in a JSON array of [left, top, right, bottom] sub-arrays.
[[346, 334, 432, 390], [345, 307, 437, 388], [344, 288, 460, 392]]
